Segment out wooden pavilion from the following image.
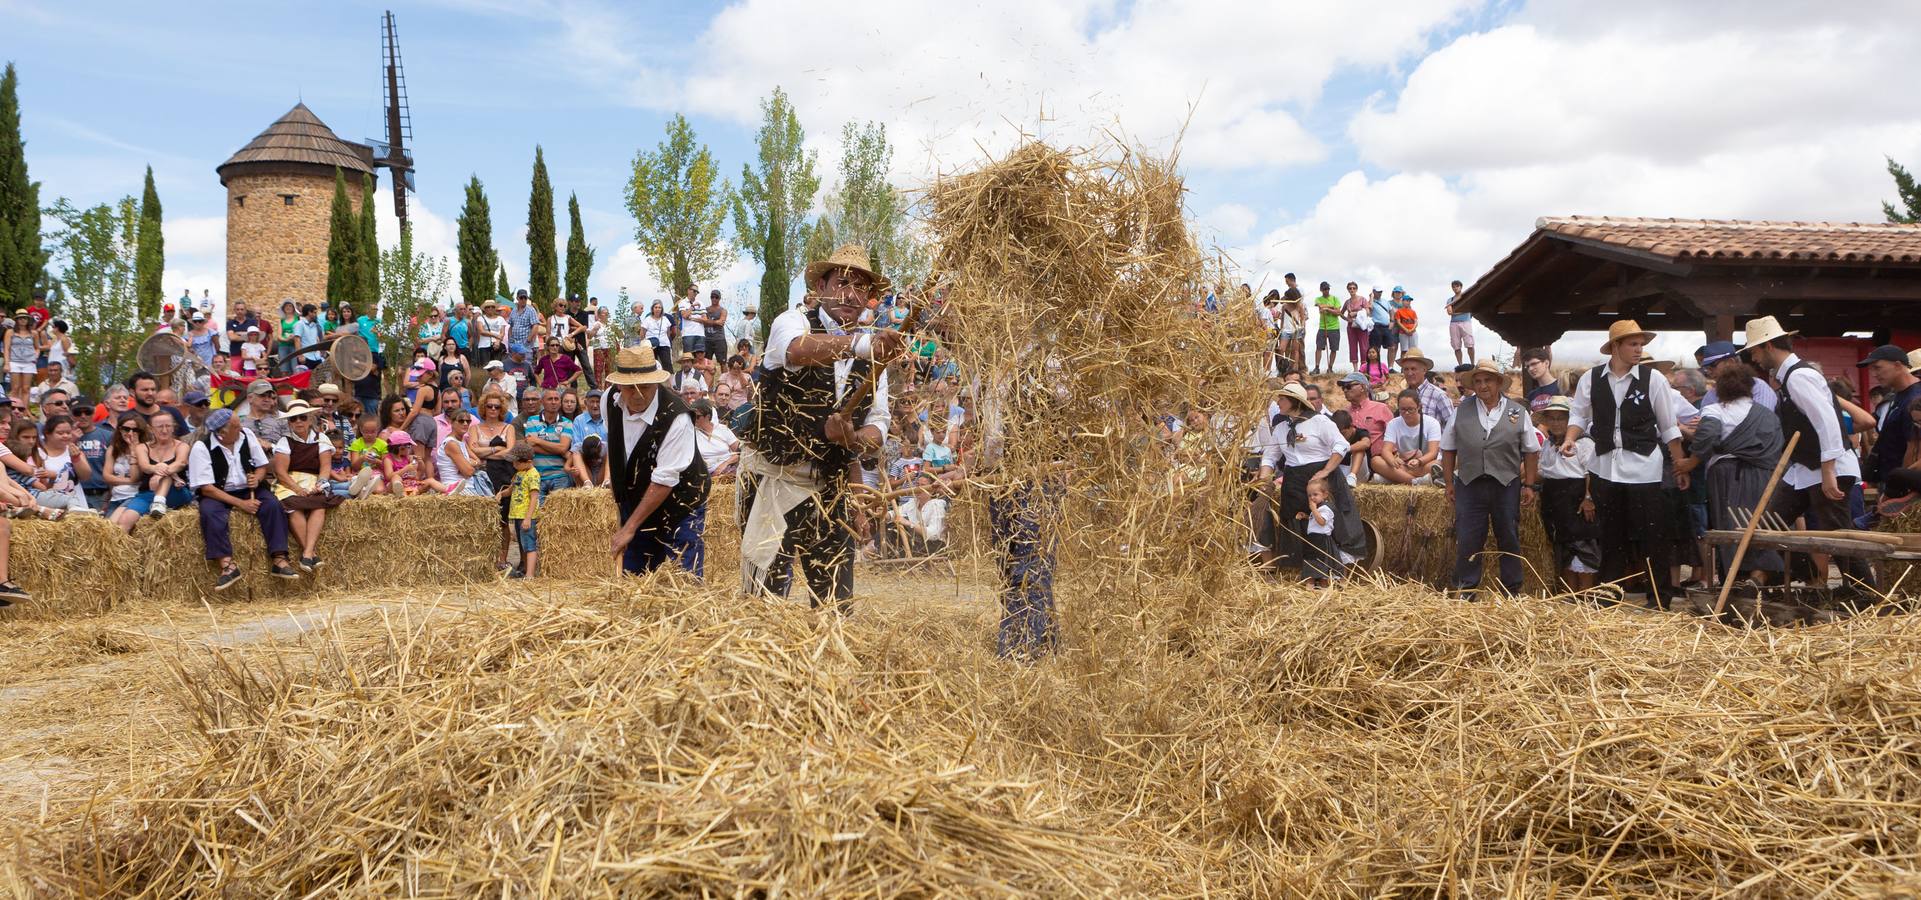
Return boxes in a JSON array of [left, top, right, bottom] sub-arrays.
[[1454, 216, 1921, 348]]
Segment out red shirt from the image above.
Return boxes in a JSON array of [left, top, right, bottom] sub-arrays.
[[1348, 397, 1393, 442]]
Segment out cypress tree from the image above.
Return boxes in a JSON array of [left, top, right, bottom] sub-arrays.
[[564, 192, 593, 303], [455, 175, 494, 306], [496, 261, 511, 299], [0, 62, 46, 308], [527, 146, 557, 305], [134, 165, 163, 321], [326, 169, 361, 307], [756, 209, 787, 338], [358, 173, 379, 305]]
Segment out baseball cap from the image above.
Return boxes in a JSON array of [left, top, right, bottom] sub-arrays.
[[317, 383, 343, 397], [1700, 340, 1740, 366], [483, 360, 504, 370], [191, 313, 206, 322], [1856, 344, 1909, 368], [1338, 372, 1369, 386], [387, 430, 414, 446], [1392, 285, 1405, 293], [246, 379, 274, 396], [183, 390, 210, 406]]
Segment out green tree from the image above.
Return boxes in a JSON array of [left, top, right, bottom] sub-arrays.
[[43, 196, 140, 393], [455, 175, 496, 306], [358, 173, 379, 305], [496, 261, 511, 299], [133, 165, 163, 322], [1885, 157, 1921, 224], [802, 215, 837, 278], [376, 222, 452, 386], [564, 192, 594, 303], [823, 121, 927, 288], [0, 62, 47, 307], [624, 113, 731, 295], [527, 146, 558, 305], [325, 169, 362, 306], [732, 86, 820, 318]]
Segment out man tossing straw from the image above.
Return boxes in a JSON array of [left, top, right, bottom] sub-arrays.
[[738, 244, 906, 610], [604, 346, 710, 576]]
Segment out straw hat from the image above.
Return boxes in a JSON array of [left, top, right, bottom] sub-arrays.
[[1274, 382, 1312, 410], [1635, 353, 1677, 374], [277, 400, 321, 419], [1909, 348, 1921, 375], [1534, 395, 1573, 415], [1597, 319, 1656, 355], [804, 244, 892, 296], [1397, 347, 1435, 369], [1740, 315, 1797, 349], [605, 347, 671, 386], [1465, 358, 1510, 390]]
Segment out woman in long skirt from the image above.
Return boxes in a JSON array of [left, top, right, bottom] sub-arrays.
[[1685, 362, 1783, 581]]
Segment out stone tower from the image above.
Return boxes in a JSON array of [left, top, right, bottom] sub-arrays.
[[217, 103, 377, 310]]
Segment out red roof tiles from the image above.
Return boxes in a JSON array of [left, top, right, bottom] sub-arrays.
[[1535, 216, 1921, 264]]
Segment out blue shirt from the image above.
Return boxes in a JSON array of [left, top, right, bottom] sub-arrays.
[[78, 422, 113, 491], [573, 411, 607, 447], [508, 305, 541, 346], [520, 414, 573, 477], [355, 315, 383, 354], [1370, 296, 1394, 327], [449, 317, 470, 350]]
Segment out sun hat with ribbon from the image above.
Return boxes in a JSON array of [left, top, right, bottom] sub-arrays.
[[1465, 358, 1510, 390], [1275, 382, 1312, 410], [804, 244, 892, 296], [605, 347, 671, 386], [1739, 315, 1798, 349], [277, 400, 322, 419], [1396, 347, 1435, 369], [1598, 319, 1656, 356]]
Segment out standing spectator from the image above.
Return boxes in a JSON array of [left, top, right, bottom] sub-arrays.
[[1740, 317, 1876, 591], [1312, 281, 1341, 375], [186, 314, 218, 367], [731, 305, 760, 358], [507, 290, 541, 359], [588, 306, 615, 385], [418, 307, 448, 357], [447, 302, 472, 357], [399, 369, 442, 452], [1341, 282, 1369, 371], [533, 341, 581, 390], [1277, 277, 1306, 374], [1257, 291, 1280, 377], [1519, 348, 1562, 403], [1860, 344, 1921, 493], [1563, 320, 1689, 607], [1439, 360, 1540, 596], [1533, 396, 1602, 591], [1445, 280, 1474, 365], [43, 318, 75, 381], [1398, 348, 1455, 428], [1687, 362, 1784, 581], [521, 388, 575, 498], [676, 285, 707, 360], [642, 300, 675, 372], [188, 408, 299, 590], [224, 301, 260, 356], [7, 309, 40, 408], [474, 300, 507, 369], [702, 290, 729, 366], [274, 301, 299, 368], [1393, 291, 1419, 356], [1368, 286, 1395, 362]]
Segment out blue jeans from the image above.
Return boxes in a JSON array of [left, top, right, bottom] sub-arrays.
[[538, 471, 571, 500], [991, 484, 1060, 660], [620, 501, 705, 577], [110, 485, 195, 516]]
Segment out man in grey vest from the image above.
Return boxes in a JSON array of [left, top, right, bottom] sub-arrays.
[[1441, 359, 1541, 595]]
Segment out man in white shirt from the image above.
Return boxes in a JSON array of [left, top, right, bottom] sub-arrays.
[[188, 408, 298, 591], [884, 472, 948, 556], [1440, 360, 1540, 596], [1740, 316, 1876, 590], [1561, 320, 1689, 607], [604, 347, 709, 576], [737, 244, 905, 609], [677, 285, 707, 359]]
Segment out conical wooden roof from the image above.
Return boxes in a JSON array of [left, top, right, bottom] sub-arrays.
[[217, 103, 374, 183]]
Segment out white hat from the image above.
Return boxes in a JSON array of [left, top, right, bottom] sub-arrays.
[[483, 360, 504, 370], [1740, 315, 1798, 348]]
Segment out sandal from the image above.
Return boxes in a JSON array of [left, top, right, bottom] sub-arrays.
[[269, 560, 301, 580], [213, 567, 243, 592], [40, 508, 66, 522]]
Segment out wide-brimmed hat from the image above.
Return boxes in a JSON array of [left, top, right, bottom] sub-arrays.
[[1397, 347, 1435, 369], [1465, 358, 1510, 390], [1909, 348, 1921, 375], [803, 244, 892, 296], [1275, 382, 1312, 409], [1534, 395, 1572, 415], [1740, 315, 1797, 349], [605, 347, 671, 386], [1598, 319, 1656, 355], [1636, 353, 1677, 374], [278, 401, 321, 419]]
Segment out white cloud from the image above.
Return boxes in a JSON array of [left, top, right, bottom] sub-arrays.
[[1199, 202, 1258, 243]]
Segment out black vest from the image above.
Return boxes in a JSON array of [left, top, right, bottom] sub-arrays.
[[1775, 360, 1835, 469], [204, 431, 260, 489], [607, 389, 710, 528], [1588, 364, 1658, 455], [746, 308, 874, 474]]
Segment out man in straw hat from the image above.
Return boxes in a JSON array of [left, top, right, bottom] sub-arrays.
[[1439, 359, 1540, 596], [1561, 319, 1689, 607], [738, 244, 906, 609], [1397, 346, 1454, 428], [1740, 316, 1877, 591], [603, 347, 711, 576]]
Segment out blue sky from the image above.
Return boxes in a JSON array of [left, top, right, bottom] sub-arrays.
[[7, 0, 1918, 360]]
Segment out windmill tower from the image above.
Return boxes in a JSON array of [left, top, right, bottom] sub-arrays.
[[216, 104, 375, 309], [368, 10, 416, 231]]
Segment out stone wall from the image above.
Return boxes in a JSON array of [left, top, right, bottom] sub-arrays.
[[224, 170, 364, 308]]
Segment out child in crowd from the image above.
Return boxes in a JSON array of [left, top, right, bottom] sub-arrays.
[[31, 415, 94, 513], [506, 442, 540, 578], [386, 431, 423, 495], [346, 414, 393, 498], [1532, 396, 1599, 591], [238, 326, 267, 378], [1299, 477, 1339, 587]]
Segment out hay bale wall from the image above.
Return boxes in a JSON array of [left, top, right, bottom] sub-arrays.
[[1352, 483, 1556, 592], [0, 516, 142, 621], [538, 481, 740, 583]]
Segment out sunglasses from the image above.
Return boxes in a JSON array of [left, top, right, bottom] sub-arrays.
[[119, 425, 141, 433], [45, 399, 67, 406]]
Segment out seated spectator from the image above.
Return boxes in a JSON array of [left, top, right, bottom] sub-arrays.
[[188, 408, 299, 590], [882, 473, 948, 557], [0, 472, 37, 604], [480, 362, 518, 417], [717, 355, 752, 401], [433, 408, 488, 495], [237, 379, 286, 446], [923, 429, 957, 475], [180, 389, 211, 434], [386, 430, 423, 495], [1373, 389, 1442, 485], [520, 388, 575, 498], [689, 399, 738, 477], [104, 414, 151, 532], [569, 434, 607, 487], [270, 400, 345, 571], [671, 354, 708, 401], [26, 414, 94, 514], [78, 405, 113, 511], [400, 371, 441, 454], [31, 378, 76, 416], [136, 410, 191, 515], [345, 414, 394, 498]]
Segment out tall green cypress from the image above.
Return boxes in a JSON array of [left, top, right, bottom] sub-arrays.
[[756, 208, 786, 338], [134, 165, 163, 321], [496, 262, 511, 299], [0, 62, 46, 308], [358, 173, 379, 305], [325, 169, 361, 306], [527, 145, 557, 305], [564, 192, 593, 303], [455, 175, 494, 306]]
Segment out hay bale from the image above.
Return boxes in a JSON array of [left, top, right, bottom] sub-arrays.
[[135, 494, 498, 606], [0, 515, 142, 621], [538, 481, 740, 582], [1351, 483, 1555, 591]]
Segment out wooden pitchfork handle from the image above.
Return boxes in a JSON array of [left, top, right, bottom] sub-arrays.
[[1713, 432, 1800, 616]]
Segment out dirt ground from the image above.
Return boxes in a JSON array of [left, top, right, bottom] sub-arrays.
[[0, 561, 1001, 831]]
